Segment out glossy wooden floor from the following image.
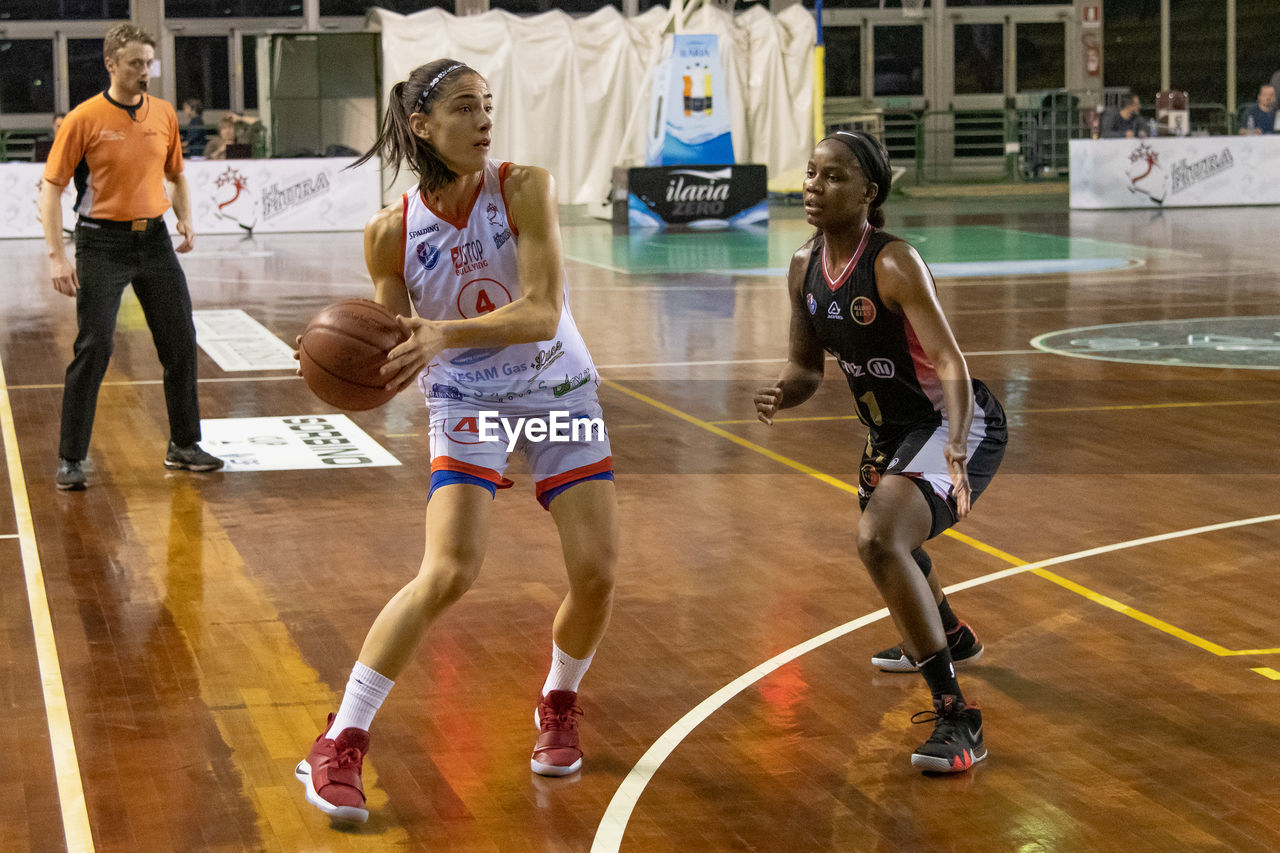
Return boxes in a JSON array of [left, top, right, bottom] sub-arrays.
[[2, 196, 1279, 852]]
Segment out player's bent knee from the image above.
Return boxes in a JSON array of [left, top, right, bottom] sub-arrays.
[[855, 524, 900, 574]]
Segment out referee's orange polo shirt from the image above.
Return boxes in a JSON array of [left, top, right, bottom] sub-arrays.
[[43, 92, 184, 222]]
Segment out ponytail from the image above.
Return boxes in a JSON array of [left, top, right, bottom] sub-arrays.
[[350, 60, 476, 194]]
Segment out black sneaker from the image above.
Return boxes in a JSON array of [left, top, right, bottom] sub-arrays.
[[871, 621, 984, 672], [910, 694, 986, 773], [163, 442, 224, 472], [55, 458, 86, 490]]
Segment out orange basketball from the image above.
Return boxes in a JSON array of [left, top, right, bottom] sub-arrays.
[[298, 299, 409, 411]]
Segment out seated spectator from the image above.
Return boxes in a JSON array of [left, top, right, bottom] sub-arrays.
[[1100, 94, 1146, 138], [203, 114, 238, 159], [1240, 85, 1275, 134], [180, 98, 208, 154]]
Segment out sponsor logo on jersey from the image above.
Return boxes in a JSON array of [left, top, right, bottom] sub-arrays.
[[838, 357, 896, 380], [851, 296, 876, 325], [553, 368, 593, 398], [408, 224, 440, 238], [416, 241, 441, 270], [860, 463, 881, 488], [806, 293, 817, 315], [428, 383, 463, 400], [486, 201, 501, 225], [493, 227, 512, 251], [451, 239, 488, 276], [827, 301, 842, 319], [867, 357, 895, 378], [532, 340, 564, 374]]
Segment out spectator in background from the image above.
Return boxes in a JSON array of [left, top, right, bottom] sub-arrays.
[[1240, 85, 1275, 134], [52, 112, 67, 138], [202, 114, 238, 159], [1100, 94, 1146, 138], [180, 98, 208, 154]]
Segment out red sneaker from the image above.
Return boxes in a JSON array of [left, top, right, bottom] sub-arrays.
[[295, 714, 371, 823], [531, 690, 584, 776]]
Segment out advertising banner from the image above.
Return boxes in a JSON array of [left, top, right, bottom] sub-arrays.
[[198, 415, 401, 471], [1070, 137, 1280, 209], [645, 33, 734, 167], [614, 164, 768, 230], [0, 157, 380, 239]]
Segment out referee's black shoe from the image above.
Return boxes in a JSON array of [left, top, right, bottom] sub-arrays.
[[56, 458, 86, 490], [164, 442, 224, 472]]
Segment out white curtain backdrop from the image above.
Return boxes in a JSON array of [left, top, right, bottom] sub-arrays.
[[369, 4, 814, 209]]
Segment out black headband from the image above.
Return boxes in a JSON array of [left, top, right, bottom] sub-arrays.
[[414, 63, 469, 114], [826, 131, 889, 208]]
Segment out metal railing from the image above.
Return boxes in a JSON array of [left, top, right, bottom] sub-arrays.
[[825, 95, 1239, 184]]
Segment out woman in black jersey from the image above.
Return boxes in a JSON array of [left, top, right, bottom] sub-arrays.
[[754, 131, 1007, 774]]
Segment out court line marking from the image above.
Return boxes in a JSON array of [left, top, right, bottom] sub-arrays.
[[604, 378, 1280, 655], [706, 397, 1280, 425], [590, 510, 1280, 852], [1253, 668, 1280, 680], [0, 357, 95, 852], [1, 532, 19, 539]]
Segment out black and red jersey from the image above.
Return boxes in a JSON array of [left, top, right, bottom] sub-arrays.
[[802, 225, 944, 441]]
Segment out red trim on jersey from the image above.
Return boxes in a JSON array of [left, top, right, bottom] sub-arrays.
[[420, 177, 485, 232], [497, 161, 519, 237], [430, 456, 515, 489], [904, 321, 945, 411], [534, 457, 614, 500], [823, 222, 872, 292], [400, 192, 409, 273]]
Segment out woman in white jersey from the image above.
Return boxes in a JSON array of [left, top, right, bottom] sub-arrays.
[[296, 59, 618, 824]]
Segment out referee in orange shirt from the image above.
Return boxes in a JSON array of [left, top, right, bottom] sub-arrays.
[[40, 23, 222, 490]]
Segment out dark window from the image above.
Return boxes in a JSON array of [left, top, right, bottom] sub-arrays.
[[320, 0, 449, 12], [68, 38, 108, 110], [489, 0, 621, 11], [0, 0, 129, 20], [165, 0, 301, 16], [954, 23, 1003, 95], [824, 27, 862, 98], [874, 25, 923, 97], [1170, 0, 1226, 106], [803, 0, 925, 8], [1016, 22, 1065, 92], [242, 35, 259, 110], [0, 40, 55, 113], [947, 0, 1069, 5], [175, 36, 231, 111]]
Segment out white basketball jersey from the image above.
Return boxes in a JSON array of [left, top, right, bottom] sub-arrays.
[[401, 159, 598, 408]]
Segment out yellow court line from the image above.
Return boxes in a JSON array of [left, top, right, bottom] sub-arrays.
[[1253, 668, 1280, 680], [604, 379, 1280, 659], [0, 358, 95, 852], [705, 398, 1280, 426]]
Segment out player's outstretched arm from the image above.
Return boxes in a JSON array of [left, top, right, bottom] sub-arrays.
[[756, 246, 825, 425]]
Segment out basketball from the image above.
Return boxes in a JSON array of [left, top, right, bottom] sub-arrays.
[[298, 299, 409, 411]]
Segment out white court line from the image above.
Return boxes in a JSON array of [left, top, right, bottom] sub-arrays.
[[1, 533, 19, 539], [0, 358, 95, 852], [589, 511, 1280, 852]]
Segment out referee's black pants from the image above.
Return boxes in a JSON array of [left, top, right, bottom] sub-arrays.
[[59, 220, 202, 461]]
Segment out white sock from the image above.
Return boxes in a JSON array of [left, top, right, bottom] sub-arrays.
[[328, 662, 394, 737], [541, 641, 594, 696]]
